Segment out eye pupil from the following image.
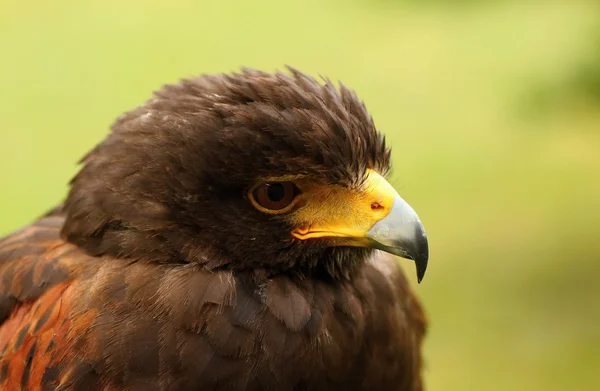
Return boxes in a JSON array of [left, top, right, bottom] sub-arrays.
[[266, 183, 286, 202]]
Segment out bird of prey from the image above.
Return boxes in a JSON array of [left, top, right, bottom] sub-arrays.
[[0, 68, 429, 391]]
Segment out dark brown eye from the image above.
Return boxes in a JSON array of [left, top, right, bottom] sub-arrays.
[[251, 182, 299, 213]]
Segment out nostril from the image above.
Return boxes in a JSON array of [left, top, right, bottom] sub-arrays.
[[371, 202, 384, 210]]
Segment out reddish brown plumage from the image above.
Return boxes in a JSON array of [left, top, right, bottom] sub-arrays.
[[0, 68, 427, 391]]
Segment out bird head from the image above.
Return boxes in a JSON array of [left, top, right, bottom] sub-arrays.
[[61, 68, 428, 281]]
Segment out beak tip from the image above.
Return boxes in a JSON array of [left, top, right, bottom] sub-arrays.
[[414, 232, 429, 284], [416, 257, 428, 283]]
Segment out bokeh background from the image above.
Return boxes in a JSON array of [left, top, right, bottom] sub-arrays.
[[1, 0, 599, 389]]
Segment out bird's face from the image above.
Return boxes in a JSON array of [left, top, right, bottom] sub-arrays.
[[62, 68, 428, 281], [241, 170, 428, 281]]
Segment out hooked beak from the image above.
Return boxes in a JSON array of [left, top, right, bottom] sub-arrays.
[[291, 169, 429, 282], [365, 195, 428, 282]]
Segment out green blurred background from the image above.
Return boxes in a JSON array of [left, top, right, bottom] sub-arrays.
[[1, 0, 599, 389]]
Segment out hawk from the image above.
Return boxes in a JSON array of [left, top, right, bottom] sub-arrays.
[[0, 68, 429, 391]]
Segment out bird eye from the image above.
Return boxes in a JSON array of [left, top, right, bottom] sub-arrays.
[[250, 182, 300, 213]]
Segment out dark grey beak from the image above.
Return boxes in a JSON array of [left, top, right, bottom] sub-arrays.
[[365, 196, 429, 283]]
